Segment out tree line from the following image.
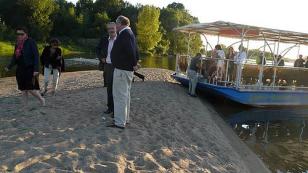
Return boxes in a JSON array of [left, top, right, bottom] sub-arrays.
[[0, 0, 203, 55]]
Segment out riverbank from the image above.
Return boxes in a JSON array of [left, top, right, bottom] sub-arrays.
[[0, 41, 89, 57], [0, 68, 270, 172]]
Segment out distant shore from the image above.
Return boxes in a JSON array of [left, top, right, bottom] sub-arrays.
[[0, 68, 270, 172], [0, 41, 91, 57]]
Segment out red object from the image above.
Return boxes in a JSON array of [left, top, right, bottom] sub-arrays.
[[15, 37, 28, 59]]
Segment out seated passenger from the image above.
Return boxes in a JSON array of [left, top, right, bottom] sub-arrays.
[[256, 52, 266, 66], [187, 53, 202, 97], [277, 55, 285, 66], [305, 56, 308, 68], [294, 55, 305, 67]]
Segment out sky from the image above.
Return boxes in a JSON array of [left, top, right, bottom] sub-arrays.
[[68, 0, 308, 57]]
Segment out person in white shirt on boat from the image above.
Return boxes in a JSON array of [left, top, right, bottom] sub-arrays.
[[187, 53, 202, 97], [234, 45, 247, 86], [212, 44, 225, 80]]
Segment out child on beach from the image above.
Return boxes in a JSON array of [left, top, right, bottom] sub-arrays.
[[40, 38, 64, 96]]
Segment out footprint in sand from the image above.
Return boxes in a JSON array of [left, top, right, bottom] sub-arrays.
[[29, 107, 37, 112], [40, 111, 46, 115]]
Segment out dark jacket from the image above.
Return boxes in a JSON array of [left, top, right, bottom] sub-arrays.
[[7, 38, 40, 72], [40, 46, 63, 70], [294, 58, 305, 67], [96, 36, 109, 61], [111, 29, 138, 71], [278, 59, 285, 66]]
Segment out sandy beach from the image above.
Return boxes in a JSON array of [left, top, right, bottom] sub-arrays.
[[0, 68, 269, 173]]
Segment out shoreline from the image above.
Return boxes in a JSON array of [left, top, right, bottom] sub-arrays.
[[0, 68, 270, 172]]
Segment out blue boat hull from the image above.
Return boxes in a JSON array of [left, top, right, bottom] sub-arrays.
[[172, 74, 308, 107]]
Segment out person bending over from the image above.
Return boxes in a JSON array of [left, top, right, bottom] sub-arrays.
[[187, 53, 202, 97]]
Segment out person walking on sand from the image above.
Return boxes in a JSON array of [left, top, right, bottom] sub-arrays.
[[5, 27, 45, 107], [108, 16, 139, 129], [96, 22, 117, 115], [40, 38, 64, 96], [187, 53, 202, 97]]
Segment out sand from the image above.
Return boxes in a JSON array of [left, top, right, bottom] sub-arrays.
[[0, 68, 269, 173]]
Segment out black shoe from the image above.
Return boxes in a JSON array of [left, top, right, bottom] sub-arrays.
[[104, 109, 113, 114], [107, 123, 125, 129]]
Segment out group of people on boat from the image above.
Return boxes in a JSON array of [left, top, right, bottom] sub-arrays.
[[187, 44, 248, 96], [4, 15, 139, 129], [294, 54, 308, 68], [186, 42, 308, 96]]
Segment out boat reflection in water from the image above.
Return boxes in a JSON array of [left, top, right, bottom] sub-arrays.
[[227, 108, 308, 173]]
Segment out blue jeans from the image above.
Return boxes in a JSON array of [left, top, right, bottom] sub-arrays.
[[187, 70, 198, 95]]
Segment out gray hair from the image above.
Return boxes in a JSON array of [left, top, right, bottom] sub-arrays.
[[116, 15, 130, 26], [107, 22, 116, 26]]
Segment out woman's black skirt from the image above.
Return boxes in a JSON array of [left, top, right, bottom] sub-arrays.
[[16, 65, 40, 91]]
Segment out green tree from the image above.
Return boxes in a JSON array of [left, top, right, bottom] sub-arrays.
[[160, 3, 203, 55], [121, 2, 139, 33], [19, 0, 56, 40], [94, 0, 124, 20], [52, 1, 82, 37], [92, 12, 110, 36], [136, 5, 162, 53], [154, 27, 170, 55]]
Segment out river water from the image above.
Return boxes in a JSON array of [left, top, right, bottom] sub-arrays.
[[0, 54, 307, 173]]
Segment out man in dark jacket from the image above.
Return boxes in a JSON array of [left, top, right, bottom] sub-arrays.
[[96, 22, 117, 114], [96, 31, 109, 87], [294, 55, 305, 67], [108, 15, 138, 129]]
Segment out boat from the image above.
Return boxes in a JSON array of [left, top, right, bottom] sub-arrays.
[[171, 21, 308, 107]]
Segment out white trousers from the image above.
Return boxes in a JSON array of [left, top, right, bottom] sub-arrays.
[[44, 66, 60, 90], [235, 64, 243, 87], [113, 68, 134, 127]]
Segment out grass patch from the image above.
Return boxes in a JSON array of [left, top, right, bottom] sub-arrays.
[[0, 41, 91, 57], [0, 41, 15, 56]]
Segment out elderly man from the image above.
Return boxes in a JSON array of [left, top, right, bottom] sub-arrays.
[[96, 22, 117, 115], [234, 45, 247, 87], [108, 16, 138, 129]]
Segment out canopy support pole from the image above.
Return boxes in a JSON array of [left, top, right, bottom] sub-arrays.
[[202, 34, 213, 54], [258, 37, 266, 88], [297, 44, 301, 58], [235, 28, 245, 88], [187, 32, 191, 56], [272, 35, 281, 87]]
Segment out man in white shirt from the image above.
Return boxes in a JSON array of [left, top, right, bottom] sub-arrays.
[[96, 22, 117, 114], [234, 45, 247, 86]]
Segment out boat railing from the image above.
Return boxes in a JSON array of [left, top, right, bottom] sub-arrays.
[[175, 55, 308, 91]]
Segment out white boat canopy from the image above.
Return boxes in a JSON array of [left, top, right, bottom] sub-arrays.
[[174, 21, 308, 45]]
